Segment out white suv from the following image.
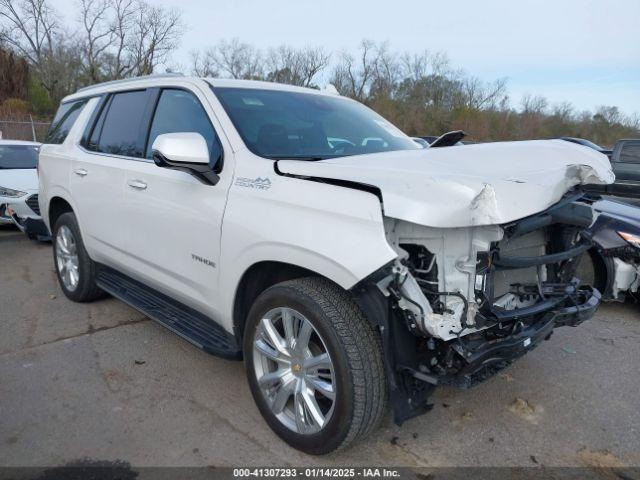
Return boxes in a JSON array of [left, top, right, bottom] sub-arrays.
[[38, 74, 614, 454]]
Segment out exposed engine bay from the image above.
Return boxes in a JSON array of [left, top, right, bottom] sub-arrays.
[[354, 191, 602, 424]]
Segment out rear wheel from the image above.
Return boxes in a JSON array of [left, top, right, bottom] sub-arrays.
[[52, 212, 105, 302], [243, 277, 386, 454]]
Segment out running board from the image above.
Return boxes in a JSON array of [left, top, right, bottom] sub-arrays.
[[96, 265, 241, 360]]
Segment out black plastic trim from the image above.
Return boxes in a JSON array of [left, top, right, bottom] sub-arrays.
[[80, 94, 108, 148], [493, 240, 592, 269], [350, 266, 435, 425], [274, 161, 383, 203], [95, 264, 241, 360]]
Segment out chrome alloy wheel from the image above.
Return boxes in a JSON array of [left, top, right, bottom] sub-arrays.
[[252, 307, 336, 434], [55, 225, 80, 291]]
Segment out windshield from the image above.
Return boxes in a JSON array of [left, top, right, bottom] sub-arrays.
[[0, 145, 39, 169], [211, 87, 420, 160]]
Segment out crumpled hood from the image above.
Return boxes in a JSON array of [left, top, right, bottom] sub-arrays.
[[0, 168, 38, 193], [277, 139, 615, 228]]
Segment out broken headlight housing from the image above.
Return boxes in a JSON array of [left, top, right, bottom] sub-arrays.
[[0, 186, 27, 198], [618, 231, 640, 250]]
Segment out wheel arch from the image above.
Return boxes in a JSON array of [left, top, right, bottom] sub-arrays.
[[48, 196, 75, 232], [232, 260, 327, 342], [585, 246, 614, 299]]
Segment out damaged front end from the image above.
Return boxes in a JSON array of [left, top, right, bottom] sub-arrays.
[[352, 191, 601, 425]]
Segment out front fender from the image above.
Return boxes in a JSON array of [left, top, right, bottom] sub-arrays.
[[218, 163, 398, 324]]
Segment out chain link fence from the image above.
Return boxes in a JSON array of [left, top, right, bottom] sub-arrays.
[[0, 119, 51, 143]]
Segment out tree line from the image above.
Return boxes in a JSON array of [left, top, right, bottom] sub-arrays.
[[1, 0, 638, 146]]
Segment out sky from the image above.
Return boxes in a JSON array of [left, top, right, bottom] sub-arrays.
[[55, 0, 640, 116]]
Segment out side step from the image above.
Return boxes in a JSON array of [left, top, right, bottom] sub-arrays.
[[96, 265, 241, 360]]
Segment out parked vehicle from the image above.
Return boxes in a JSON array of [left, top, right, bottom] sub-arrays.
[[561, 137, 640, 200], [607, 139, 640, 199], [578, 199, 640, 301], [0, 140, 49, 239], [38, 75, 614, 454]]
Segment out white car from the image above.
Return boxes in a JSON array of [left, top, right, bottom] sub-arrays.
[[0, 140, 42, 233], [38, 75, 614, 454]]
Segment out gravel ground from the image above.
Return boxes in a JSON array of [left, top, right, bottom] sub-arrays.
[[0, 225, 638, 468]]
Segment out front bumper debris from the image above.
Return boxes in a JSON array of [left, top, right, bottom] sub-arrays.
[[447, 285, 599, 388], [3, 205, 50, 240], [354, 192, 605, 425]]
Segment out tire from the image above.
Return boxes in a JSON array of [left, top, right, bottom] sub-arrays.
[[52, 212, 105, 302], [243, 277, 387, 454]]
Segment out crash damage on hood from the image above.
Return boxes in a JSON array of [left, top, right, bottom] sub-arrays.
[[276, 139, 614, 227], [276, 139, 615, 424]]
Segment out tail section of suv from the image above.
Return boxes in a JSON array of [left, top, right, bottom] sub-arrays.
[[38, 75, 614, 454]]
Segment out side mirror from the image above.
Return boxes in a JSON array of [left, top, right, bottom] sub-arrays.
[[152, 132, 219, 185]]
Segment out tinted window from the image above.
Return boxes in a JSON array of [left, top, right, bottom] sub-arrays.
[[0, 145, 39, 169], [212, 87, 419, 160], [87, 96, 110, 151], [95, 90, 148, 157], [146, 89, 222, 167], [619, 142, 640, 163], [46, 100, 87, 144]]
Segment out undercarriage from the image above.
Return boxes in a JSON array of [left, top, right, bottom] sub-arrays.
[[352, 191, 602, 424]]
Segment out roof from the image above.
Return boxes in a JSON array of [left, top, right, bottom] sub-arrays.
[[205, 78, 336, 96], [0, 139, 41, 146], [64, 75, 338, 103]]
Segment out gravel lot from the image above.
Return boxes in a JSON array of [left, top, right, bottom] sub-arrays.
[[1, 224, 638, 468]]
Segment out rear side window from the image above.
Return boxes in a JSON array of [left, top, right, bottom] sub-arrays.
[[46, 100, 88, 144], [146, 89, 222, 168], [618, 142, 640, 163], [90, 90, 149, 158]]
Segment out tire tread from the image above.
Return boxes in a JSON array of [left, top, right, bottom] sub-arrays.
[[53, 212, 105, 302], [274, 277, 387, 451]]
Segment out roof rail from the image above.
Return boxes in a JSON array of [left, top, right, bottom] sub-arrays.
[[76, 73, 186, 93]]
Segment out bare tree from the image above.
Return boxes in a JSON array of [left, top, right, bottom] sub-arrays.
[[265, 45, 329, 87], [400, 50, 450, 80], [593, 105, 624, 126], [521, 94, 548, 115], [330, 40, 380, 102], [1, 0, 183, 102], [103, 0, 135, 79], [190, 38, 263, 79], [0, 0, 58, 65], [190, 49, 218, 77], [369, 42, 400, 99], [551, 101, 573, 122], [0, 0, 69, 100], [126, 1, 182, 76], [463, 77, 507, 110], [78, 0, 111, 82], [519, 94, 549, 137], [79, 0, 182, 80], [212, 38, 263, 79]]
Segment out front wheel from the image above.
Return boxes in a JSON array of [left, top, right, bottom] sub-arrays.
[[243, 277, 387, 454]]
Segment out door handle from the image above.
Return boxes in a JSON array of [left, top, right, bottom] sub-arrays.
[[127, 179, 147, 190], [74, 168, 88, 177]]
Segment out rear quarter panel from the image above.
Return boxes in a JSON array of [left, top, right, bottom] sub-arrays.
[[39, 97, 99, 233]]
